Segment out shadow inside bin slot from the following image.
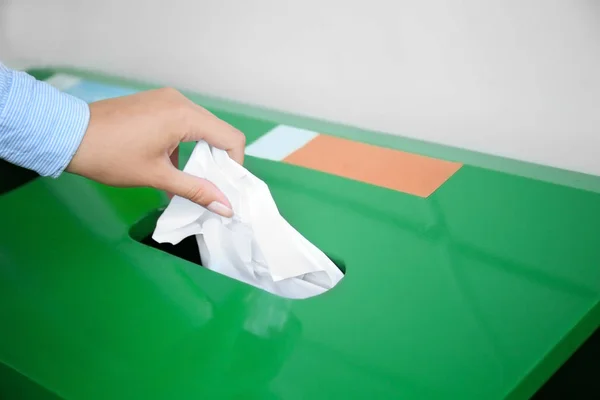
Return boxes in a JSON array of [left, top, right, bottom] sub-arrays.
[[138, 234, 346, 275], [0, 159, 39, 195]]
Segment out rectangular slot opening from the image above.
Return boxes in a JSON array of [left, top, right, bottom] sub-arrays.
[[130, 209, 346, 274]]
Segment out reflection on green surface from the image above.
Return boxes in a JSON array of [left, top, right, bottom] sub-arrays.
[[0, 68, 598, 399]]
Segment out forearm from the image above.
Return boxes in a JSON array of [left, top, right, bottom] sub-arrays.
[[0, 63, 90, 177]]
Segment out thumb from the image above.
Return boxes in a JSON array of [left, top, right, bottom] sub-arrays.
[[161, 168, 234, 218]]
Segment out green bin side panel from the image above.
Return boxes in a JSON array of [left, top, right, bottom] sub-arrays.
[[0, 67, 598, 400]]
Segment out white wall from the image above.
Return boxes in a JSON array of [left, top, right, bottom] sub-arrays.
[[1, 0, 599, 176]]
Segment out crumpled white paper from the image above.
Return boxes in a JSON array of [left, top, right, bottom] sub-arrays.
[[152, 141, 343, 299]]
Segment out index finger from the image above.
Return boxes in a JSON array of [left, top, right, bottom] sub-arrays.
[[182, 106, 246, 165]]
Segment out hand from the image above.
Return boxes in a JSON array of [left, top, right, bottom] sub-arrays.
[[66, 88, 245, 217]]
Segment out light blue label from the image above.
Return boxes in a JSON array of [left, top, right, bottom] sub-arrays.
[[63, 80, 140, 103]]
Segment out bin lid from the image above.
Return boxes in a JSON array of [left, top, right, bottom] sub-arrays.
[[0, 69, 599, 399]]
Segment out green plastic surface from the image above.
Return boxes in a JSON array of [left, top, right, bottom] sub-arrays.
[[0, 67, 599, 399]]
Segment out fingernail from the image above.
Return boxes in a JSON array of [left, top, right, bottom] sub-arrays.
[[207, 201, 234, 218]]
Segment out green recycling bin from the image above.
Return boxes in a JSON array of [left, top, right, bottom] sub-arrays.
[[0, 67, 599, 399]]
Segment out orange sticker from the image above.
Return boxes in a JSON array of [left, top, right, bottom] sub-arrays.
[[283, 135, 462, 197]]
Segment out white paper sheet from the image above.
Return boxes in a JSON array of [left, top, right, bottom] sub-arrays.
[[152, 141, 343, 299]]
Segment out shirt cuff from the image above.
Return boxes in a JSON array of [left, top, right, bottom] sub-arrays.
[[0, 67, 90, 178]]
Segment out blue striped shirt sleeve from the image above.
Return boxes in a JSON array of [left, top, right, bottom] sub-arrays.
[[0, 63, 90, 178]]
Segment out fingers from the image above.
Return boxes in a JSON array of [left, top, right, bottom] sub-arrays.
[[160, 167, 234, 218], [182, 106, 246, 165]]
